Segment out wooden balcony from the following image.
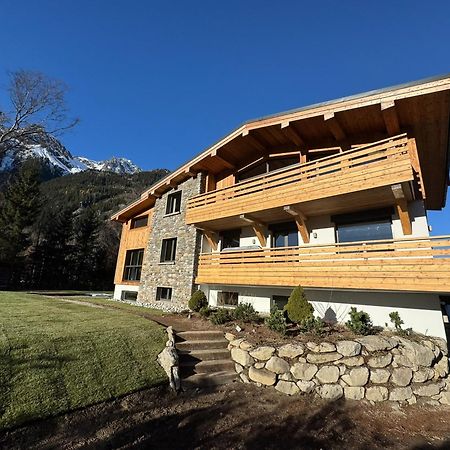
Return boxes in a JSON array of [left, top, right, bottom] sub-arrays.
[[186, 135, 422, 227], [196, 236, 450, 293]]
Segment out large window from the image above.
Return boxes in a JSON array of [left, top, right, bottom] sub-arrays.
[[166, 191, 182, 215], [160, 238, 177, 262], [156, 287, 172, 301], [220, 229, 241, 250], [123, 249, 144, 281], [270, 222, 299, 247], [130, 215, 148, 229], [217, 291, 238, 307], [237, 156, 298, 182], [121, 290, 138, 301]]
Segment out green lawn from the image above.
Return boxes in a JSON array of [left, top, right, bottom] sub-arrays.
[[0, 292, 167, 430]]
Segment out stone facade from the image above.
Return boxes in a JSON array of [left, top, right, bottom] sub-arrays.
[[138, 175, 203, 305], [227, 333, 450, 405]]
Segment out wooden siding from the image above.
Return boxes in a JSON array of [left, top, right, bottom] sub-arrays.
[[113, 208, 153, 285], [196, 236, 450, 293], [186, 136, 417, 225]]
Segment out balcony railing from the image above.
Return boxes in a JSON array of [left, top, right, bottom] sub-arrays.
[[196, 236, 450, 293], [186, 134, 419, 224]]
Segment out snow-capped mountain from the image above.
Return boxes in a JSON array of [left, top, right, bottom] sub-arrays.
[[0, 134, 141, 176]]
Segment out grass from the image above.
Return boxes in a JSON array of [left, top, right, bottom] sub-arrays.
[[0, 292, 167, 430]]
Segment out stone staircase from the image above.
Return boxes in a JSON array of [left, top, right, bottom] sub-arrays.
[[176, 330, 236, 389]]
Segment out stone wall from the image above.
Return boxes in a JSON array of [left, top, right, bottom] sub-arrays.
[[138, 175, 203, 305], [227, 333, 450, 405]]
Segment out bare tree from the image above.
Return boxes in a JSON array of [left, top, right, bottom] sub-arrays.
[[0, 70, 79, 157]]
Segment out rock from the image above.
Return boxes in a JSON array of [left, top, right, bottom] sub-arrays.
[[367, 353, 392, 368], [397, 338, 435, 368], [439, 390, 450, 405], [230, 338, 245, 347], [370, 369, 390, 384], [341, 367, 369, 387], [338, 356, 365, 367], [278, 343, 305, 358], [407, 395, 417, 405], [250, 346, 276, 361], [225, 332, 236, 341], [434, 357, 449, 378], [337, 364, 346, 376], [306, 342, 336, 353], [315, 366, 340, 384], [412, 368, 434, 383], [240, 373, 250, 383], [280, 372, 294, 381], [235, 363, 244, 374], [231, 347, 254, 367], [266, 356, 290, 374], [357, 336, 397, 352], [297, 380, 316, 393], [291, 362, 318, 381], [336, 340, 362, 357], [393, 355, 418, 370], [344, 386, 365, 400], [254, 362, 265, 369], [316, 384, 343, 400], [366, 386, 389, 402], [306, 352, 343, 364], [389, 386, 413, 401], [157, 345, 180, 391], [275, 380, 300, 395], [412, 382, 444, 397], [432, 338, 448, 356], [240, 341, 254, 351], [248, 366, 277, 386], [391, 368, 413, 386]]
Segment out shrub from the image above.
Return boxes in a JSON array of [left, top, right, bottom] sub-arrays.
[[346, 307, 373, 335], [188, 290, 208, 312], [389, 311, 412, 336], [199, 306, 212, 318], [233, 302, 259, 323], [210, 308, 233, 325], [284, 286, 314, 324], [265, 306, 287, 335], [302, 316, 325, 334]]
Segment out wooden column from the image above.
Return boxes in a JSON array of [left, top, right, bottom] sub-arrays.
[[283, 206, 310, 243], [391, 184, 412, 235]]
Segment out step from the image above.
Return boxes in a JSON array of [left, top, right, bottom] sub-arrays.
[[182, 371, 237, 389], [176, 339, 229, 351], [179, 358, 235, 375], [177, 330, 225, 341], [178, 348, 231, 362]]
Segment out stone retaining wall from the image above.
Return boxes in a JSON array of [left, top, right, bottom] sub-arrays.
[[227, 333, 450, 405]]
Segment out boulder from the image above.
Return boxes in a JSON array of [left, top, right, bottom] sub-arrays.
[[230, 338, 245, 347], [266, 356, 290, 374], [432, 338, 448, 356], [235, 363, 244, 374], [412, 382, 444, 397], [338, 356, 365, 367], [391, 367, 413, 386], [240, 373, 250, 383], [315, 366, 340, 384], [225, 332, 236, 341], [344, 386, 365, 400], [336, 340, 361, 357], [296, 380, 316, 393], [439, 390, 450, 405], [240, 341, 254, 351], [397, 338, 435, 368], [434, 357, 449, 378], [275, 380, 300, 396], [248, 366, 277, 386], [316, 384, 343, 400], [231, 347, 254, 367], [367, 353, 392, 368], [389, 386, 413, 401], [280, 372, 294, 381], [412, 368, 434, 383], [250, 346, 276, 361], [370, 369, 390, 384], [341, 367, 369, 387], [306, 342, 336, 353], [254, 362, 265, 369], [357, 336, 397, 352], [291, 362, 318, 381], [366, 386, 389, 402], [278, 343, 305, 359], [306, 352, 343, 364]]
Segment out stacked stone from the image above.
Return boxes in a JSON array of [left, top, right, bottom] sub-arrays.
[[226, 333, 450, 405], [157, 326, 180, 391]]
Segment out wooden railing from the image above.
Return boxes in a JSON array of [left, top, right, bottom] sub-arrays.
[[196, 236, 450, 293], [186, 135, 417, 224]]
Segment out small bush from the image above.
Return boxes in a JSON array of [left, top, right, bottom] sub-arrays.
[[199, 306, 212, 318], [389, 311, 412, 336], [284, 286, 314, 324], [302, 316, 325, 334], [210, 308, 233, 325], [265, 306, 287, 335], [346, 307, 373, 335], [188, 290, 208, 312], [233, 302, 259, 323]]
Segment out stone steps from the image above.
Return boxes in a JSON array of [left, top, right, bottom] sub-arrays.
[[178, 348, 231, 361], [180, 358, 235, 375], [176, 339, 229, 351], [181, 371, 237, 389], [177, 330, 225, 341]]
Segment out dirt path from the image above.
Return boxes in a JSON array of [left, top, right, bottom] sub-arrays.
[[1, 382, 449, 450]]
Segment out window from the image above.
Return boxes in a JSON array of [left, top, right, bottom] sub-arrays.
[[220, 229, 241, 250], [217, 291, 238, 307], [237, 156, 298, 182], [269, 222, 299, 247], [160, 238, 177, 262], [272, 295, 289, 310], [123, 249, 144, 281], [121, 290, 138, 301], [156, 287, 172, 301], [130, 215, 148, 229], [166, 191, 182, 215]]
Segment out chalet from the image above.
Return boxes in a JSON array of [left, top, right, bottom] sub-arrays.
[[111, 75, 450, 339]]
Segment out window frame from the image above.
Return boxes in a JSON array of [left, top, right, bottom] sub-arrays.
[[220, 229, 241, 251], [121, 290, 138, 301], [165, 191, 182, 216], [156, 286, 172, 301], [272, 295, 289, 310], [269, 222, 299, 248], [122, 249, 144, 281], [130, 215, 148, 229], [160, 237, 177, 263], [217, 291, 239, 307]]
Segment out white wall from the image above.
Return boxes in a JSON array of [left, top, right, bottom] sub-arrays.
[[392, 200, 429, 238], [113, 284, 139, 300]]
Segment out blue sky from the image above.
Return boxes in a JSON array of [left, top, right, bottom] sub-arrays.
[[0, 0, 449, 233]]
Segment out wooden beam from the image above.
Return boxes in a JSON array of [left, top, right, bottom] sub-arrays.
[[324, 112, 346, 142], [203, 230, 218, 251], [283, 206, 310, 243], [239, 214, 267, 247], [280, 121, 306, 147], [391, 184, 412, 235], [184, 167, 198, 177], [381, 101, 400, 135], [210, 150, 235, 170], [241, 131, 266, 152]]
